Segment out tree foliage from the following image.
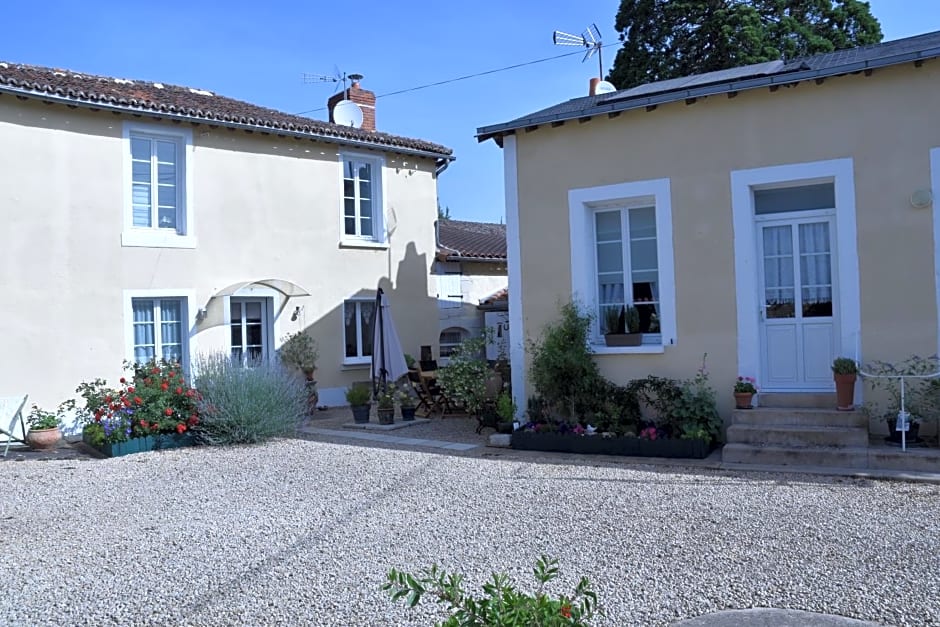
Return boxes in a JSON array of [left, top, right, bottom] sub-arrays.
[[608, 0, 883, 90]]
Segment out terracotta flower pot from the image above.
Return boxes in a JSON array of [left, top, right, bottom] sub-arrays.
[[834, 373, 856, 411], [734, 392, 754, 409], [27, 426, 61, 450]]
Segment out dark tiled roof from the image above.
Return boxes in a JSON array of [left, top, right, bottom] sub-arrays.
[[0, 61, 453, 159], [478, 30, 940, 141], [437, 219, 507, 261], [480, 286, 508, 305]]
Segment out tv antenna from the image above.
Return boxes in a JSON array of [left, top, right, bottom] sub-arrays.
[[301, 67, 350, 93], [553, 23, 604, 79]]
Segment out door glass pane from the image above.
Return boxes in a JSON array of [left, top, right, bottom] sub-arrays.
[[799, 222, 832, 317], [245, 302, 262, 321], [130, 137, 151, 161], [763, 225, 795, 318]]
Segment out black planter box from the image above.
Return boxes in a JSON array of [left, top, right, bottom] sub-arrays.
[[510, 432, 712, 459]]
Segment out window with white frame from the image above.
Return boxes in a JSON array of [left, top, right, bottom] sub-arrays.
[[595, 206, 661, 339], [230, 298, 271, 366], [123, 123, 194, 248], [131, 298, 186, 363], [342, 155, 383, 241], [344, 299, 376, 361], [569, 178, 676, 350]]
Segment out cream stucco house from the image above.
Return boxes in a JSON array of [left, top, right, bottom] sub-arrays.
[[0, 62, 453, 415], [478, 31, 940, 436]]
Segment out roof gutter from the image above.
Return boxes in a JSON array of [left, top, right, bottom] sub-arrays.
[[0, 85, 455, 161], [476, 46, 940, 142], [444, 255, 507, 264]]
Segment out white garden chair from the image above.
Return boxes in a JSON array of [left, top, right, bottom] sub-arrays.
[[0, 395, 29, 457]]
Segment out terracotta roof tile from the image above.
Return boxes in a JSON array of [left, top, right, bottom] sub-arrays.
[[0, 61, 452, 158], [437, 219, 506, 261]]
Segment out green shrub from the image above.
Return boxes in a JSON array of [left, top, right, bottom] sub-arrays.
[[345, 384, 371, 406], [528, 302, 604, 418], [383, 555, 600, 626], [192, 353, 307, 445], [437, 335, 490, 416]]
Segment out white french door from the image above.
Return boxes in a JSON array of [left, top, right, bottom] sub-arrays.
[[230, 298, 270, 366], [758, 214, 838, 390]]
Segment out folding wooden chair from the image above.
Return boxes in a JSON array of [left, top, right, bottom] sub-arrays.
[[407, 370, 434, 417], [1, 395, 29, 457]]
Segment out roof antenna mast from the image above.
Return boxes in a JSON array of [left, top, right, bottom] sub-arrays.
[[553, 23, 603, 79]]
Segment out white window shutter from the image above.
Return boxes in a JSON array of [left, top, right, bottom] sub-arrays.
[[437, 274, 462, 310]]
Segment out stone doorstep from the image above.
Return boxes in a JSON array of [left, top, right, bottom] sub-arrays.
[[732, 407, 867, 428], [723, 442, 940, 472], [726, 423, 869, 448], [341, 418, 432, 431]]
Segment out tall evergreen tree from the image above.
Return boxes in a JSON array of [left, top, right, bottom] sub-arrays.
[[607, 0, 882, 90]]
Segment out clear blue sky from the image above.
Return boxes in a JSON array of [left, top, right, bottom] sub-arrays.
[[4, 1, 938, 224]]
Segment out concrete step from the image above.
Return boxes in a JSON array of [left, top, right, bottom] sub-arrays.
[[726, 424, 869, 448], [722, 443, 869, 468], [759, 392, 837, 409], [732, 407, 867, 428], [869, 447, 940, 473]]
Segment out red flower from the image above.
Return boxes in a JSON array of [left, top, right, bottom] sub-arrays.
[[152, 367, 160, 375], [185, 390, 194, 398], [134, 396, 143, 405], [175, 387, 183, 395], [139, 420, 148, 428], [160, 383, 169, 391], [176, 423, 187, 433], [168, 371, 176, 379], [560, 604, 572, 619], [144, 378, 152, 385], [104, 395, 112, 403], [119, 377, 127, 384], [187, 416, 198, 426], [127, 386, 135, 393], [164, 408, 173, 416], [123, 398, 131, 407]]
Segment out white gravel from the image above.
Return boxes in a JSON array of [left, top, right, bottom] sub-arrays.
[[1, 439, 939, 626]]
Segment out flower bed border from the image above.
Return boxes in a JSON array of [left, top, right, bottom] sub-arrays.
[[83, 432, 196, 458], [510, 431, 712, 459]]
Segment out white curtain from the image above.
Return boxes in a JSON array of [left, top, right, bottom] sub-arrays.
[[799, 222, 832, 309], [132, 300, 156, 363], [160, 300, 183, 361]]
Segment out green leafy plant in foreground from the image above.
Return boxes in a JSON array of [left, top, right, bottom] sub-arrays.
[[383, 555, 600, 626]]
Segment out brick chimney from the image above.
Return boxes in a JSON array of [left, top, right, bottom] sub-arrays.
[[328, 75, 376, 131]]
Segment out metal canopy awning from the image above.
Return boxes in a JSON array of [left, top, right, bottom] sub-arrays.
[[211, 279, 311, 299]]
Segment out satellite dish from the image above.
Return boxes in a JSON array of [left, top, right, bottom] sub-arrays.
[[594, 80, 617, 95], [333, 99, 363, 128]]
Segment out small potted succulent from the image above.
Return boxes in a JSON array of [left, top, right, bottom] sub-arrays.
[[25, 403, 64, 450], [831, 357, 858, 411], [345, 385, 371, 424], [376, 384, 396, 425]]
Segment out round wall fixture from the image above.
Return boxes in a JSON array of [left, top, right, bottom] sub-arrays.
[[910, 188, 933, 209]]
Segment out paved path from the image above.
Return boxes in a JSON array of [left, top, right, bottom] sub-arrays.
[[300, 427, 480, 451]]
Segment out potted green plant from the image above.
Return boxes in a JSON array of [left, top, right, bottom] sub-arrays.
[[404, 354, 417, 372], [495, 391, 517, 434], [376, 384, 396, 425], [25, 403, 64, 450], [832, 357, 858, 411], [603, 305, 642, 347], [733, 376, 758, 409], [345, 385, 371, 424], [862, 355, 938, 443], [398, 389, 417, 421], [278, 331, 319, 380]]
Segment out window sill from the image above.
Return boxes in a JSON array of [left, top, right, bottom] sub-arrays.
[[342, 359, 371, 369], [591, 344, 665, 355], [122, 231, 197, 249], [339, 239, 389, 250]]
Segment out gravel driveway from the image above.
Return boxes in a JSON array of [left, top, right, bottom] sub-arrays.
[[2, 437, 938, 626]]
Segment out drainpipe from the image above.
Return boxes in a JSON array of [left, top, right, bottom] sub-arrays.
[[435, 158, 452, 177]]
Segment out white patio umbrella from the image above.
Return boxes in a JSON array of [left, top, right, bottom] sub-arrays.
[[371, 288, 409, 394]]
